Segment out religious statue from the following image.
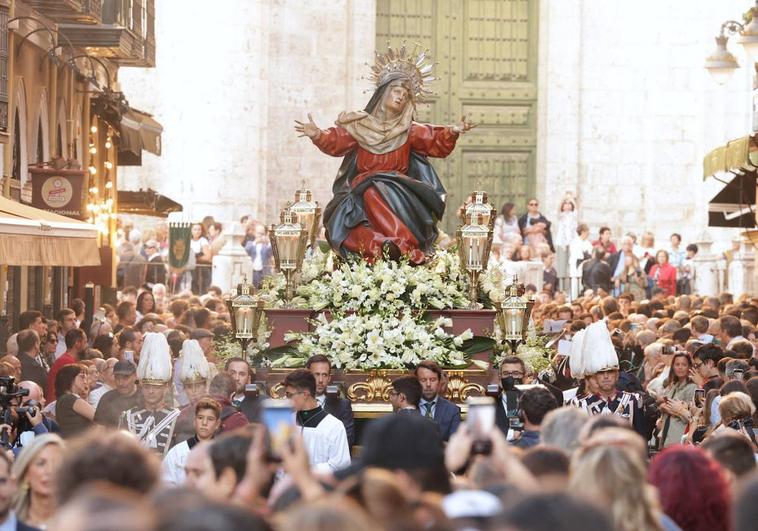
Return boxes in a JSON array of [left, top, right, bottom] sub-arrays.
[[295, 43, 475, 265]]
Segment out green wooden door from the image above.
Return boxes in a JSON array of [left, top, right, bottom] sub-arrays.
[[376, 0, 539, 234]]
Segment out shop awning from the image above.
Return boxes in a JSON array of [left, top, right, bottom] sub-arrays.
[[118, 108, 163, 166], [0, 196, 101, 266], [703, 135, 758, 178], [707, 172, 756, 228], [704, 135, 758, 228], [117, 188, 183, 218]]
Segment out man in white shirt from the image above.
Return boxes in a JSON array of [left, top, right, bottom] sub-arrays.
[[283, 369, 350, 472], [163, 398, 222, 486]]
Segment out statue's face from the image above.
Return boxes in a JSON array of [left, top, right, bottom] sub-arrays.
[[384, 84, 410, 116]]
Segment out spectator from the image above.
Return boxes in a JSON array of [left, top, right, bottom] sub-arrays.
[[648, 250, 677, 297], [512, 386, 558, 449], [94, 360, 142, 428], [389, 376, 422, 413], [649, 446, 731, 531], [518, 198, 554, 253], [657, 352, 696, 448], [54, 364, 95, 438], [244, 224, 273, 289], [53, 309, 77, 359], [47, 329, 86, 401], [701, 430, 756, 481], [592, 226, 617, 254], [17, 330, 47, 392], [12, 434, 65, 529]]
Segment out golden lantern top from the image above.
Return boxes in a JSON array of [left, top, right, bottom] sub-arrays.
[[463, 190, 496, 230], [457, 212, 493, 272], [494, 275, 535, 344], [289, 188, 322, 248]]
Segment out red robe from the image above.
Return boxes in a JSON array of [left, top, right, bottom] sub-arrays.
[[314, 122, 458, 263]]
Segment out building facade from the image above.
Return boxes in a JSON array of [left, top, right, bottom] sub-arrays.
[[0, 0, 158, 336]]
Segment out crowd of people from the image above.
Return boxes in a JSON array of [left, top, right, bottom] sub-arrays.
[[490, 194, 702, 300], [0, 198, 754, 530]]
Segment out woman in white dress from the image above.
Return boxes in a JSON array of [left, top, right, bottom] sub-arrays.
[[554, 198, 578, 294], [492, 202, 520, 255]]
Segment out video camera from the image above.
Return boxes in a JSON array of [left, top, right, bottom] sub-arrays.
[[0, 376, 31, 449]]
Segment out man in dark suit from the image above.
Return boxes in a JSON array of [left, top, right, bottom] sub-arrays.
[[306, 355, 355, 447], [16, 330, 48, 392], [415, 360, 461, 441]]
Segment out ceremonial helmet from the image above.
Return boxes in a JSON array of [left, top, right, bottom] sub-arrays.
[[137, 332, 173, 385], [569, 327, 587, 379], [178, 339, 211, 384], [581, 321, 619, 376]]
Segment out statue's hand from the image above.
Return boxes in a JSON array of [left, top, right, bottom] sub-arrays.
[[294, 113, 322, 140], [452, 115, 478, 134]]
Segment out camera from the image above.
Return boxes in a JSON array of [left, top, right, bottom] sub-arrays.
[[0, 376, 31, 449]]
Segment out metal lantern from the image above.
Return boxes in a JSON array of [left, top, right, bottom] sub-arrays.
[[225, 276, 265, 351], [269, 208, 309, 303], [289, 188, 322, 249], [463, 190, 497, 230], [457, 212, 494, 308], [493, 275, 535, 351]]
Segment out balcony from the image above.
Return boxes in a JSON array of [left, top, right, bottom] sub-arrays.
[[23, 0, 102, 25], [57, 0, 154, 67]]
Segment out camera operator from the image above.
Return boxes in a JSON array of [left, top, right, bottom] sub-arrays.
[[495, 356, 529, 439], [511, 387, 558, 449], [14, 381, 58, 451]]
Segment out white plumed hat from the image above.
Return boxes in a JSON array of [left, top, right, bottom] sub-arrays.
[[178, 339, 211, 384], [569, 328, 586, 379], [581, 321, 619, 375], [137, 332, 172, 384]]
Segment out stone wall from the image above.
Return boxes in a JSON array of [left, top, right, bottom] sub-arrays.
[[118, 0, 376, 224], [536, 0, 754, 252]]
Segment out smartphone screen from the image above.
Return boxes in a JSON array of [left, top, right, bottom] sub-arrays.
[[467, 397, 495, 454], [261, 399, 295, 461], [123, 350, 134, 363], [694, 389, 705, 408]]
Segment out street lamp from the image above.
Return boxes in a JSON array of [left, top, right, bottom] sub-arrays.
[[225, 276, 265, 352], [704, 3, 758, 85], [269, 208, 308, 304], [493, 276, 535, 352], [289, 187, 322, 249], [457, 212, 493, 308]]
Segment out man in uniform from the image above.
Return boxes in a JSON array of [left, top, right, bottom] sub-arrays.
[[120, 333, 180, 458], [572, 321, 645, 436]]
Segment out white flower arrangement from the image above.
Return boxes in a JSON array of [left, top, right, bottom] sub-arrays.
[[256, 247, 503, 369], [273, 310, 473, 370]]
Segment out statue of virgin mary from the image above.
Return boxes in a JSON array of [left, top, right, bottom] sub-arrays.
[[295, 44, 475, 264]]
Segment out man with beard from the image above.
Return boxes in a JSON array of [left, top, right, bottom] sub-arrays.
[[414, 360, 460, 441], [47, 329, 87, 401], [306, 355, 355, 446], [120, 333, 180, 458]]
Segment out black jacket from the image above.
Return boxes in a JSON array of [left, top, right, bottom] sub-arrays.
[[19, 352, 48, 392], [323, 396, 355, 447], [582, 258, 612, 293]]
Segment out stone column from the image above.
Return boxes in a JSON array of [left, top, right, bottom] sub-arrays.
[[728, 241, 755, 297], [212, 222, 253, 295], [692, 231, 719, 296]]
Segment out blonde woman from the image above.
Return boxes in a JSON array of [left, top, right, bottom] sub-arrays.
[[570, 430, 664, 531], [12, 433, 65, 529]]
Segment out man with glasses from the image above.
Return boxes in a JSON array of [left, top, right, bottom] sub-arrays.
[[518, 198, 554, 253], [282, 369, 350, 472], [495, 356, 529, 437]]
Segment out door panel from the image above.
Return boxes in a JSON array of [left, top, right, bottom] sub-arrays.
[[376, 0, 539, 234]]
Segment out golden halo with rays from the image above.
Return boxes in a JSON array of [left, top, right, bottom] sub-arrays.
[[368, 41, 436, 102]]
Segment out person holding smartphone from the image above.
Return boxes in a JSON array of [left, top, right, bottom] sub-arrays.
[[657, 352, 697, 449]]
